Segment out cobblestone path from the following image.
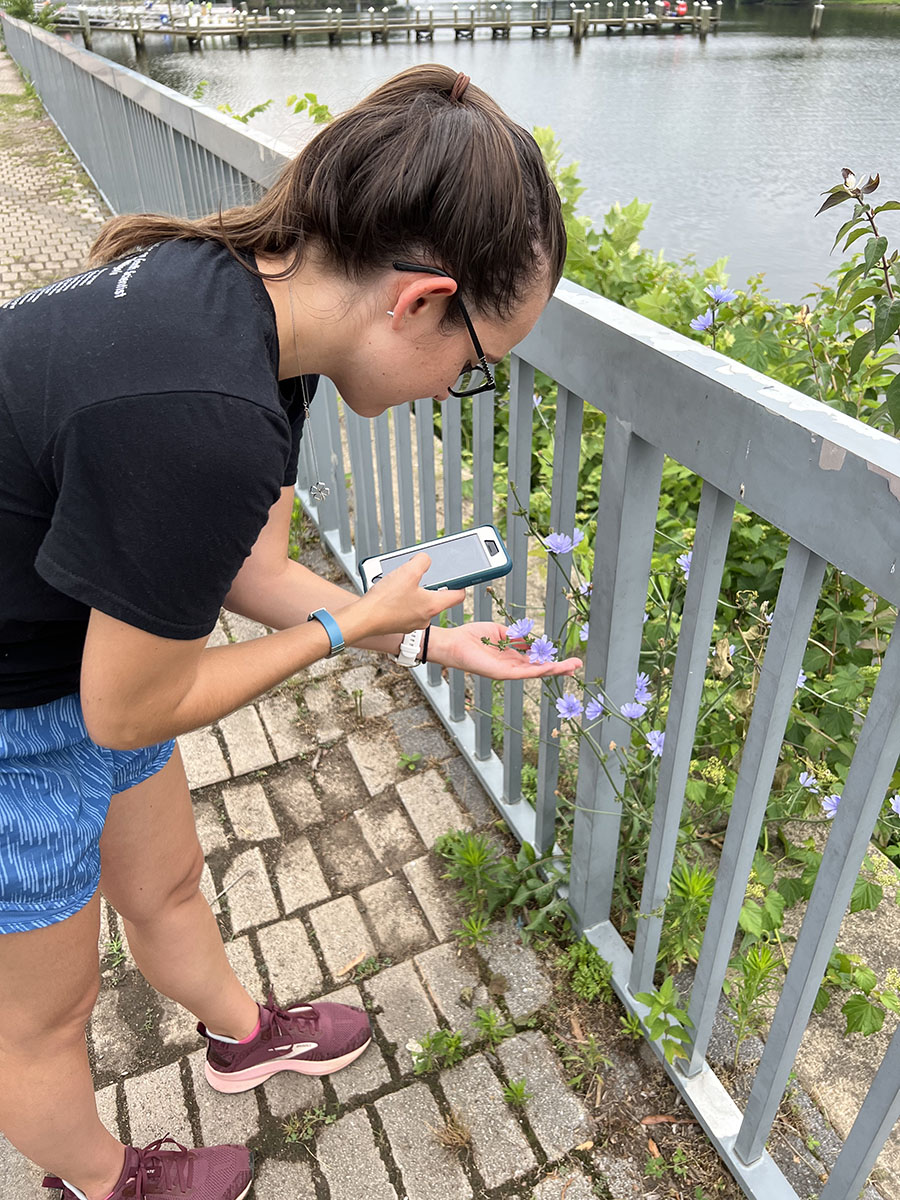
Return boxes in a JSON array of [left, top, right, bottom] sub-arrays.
[[0, 46, 107, 301]]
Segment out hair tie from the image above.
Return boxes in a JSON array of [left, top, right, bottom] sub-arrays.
[[450, 72, 471, 102]]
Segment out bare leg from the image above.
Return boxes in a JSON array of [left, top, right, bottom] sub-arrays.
[[0, 894, 127, 1200], [99, 745, 259, 1040]]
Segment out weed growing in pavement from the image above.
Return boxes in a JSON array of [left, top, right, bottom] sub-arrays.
[[351, 688, 364, 719], [471, 1006, 515, 1050], [619, 1012, 644, 1041], [398, 751, 423, 773], [722, 941, 783, 1069], [409, 1029, 465, 1075], [104, 936, 127, 972], [281, 1106, 337, 1145], [633, 976, 693, 1066], [560, 1034, 612, 1093], [557, 939, 613, 1004], [351, 955, 393, 982], [502, 1077, 533, 1107], [428, 1108, 472, 1153], [452, 913, 493, 950]]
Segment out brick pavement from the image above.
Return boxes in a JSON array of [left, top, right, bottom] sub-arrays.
[[0, 47, 107, 302]]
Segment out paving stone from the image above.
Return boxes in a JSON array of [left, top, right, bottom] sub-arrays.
[[193, 799, 228, 855], [319, 982, 391, 1102], [258, 692, 314, 760], [262, 1070, 326, 1119], [219, 707, 276, 776], [439, 1054, 536, 1189], [314, 743, 370, 818], [303, 680, 345, 743], [316, 1107, 397, 1200], [225, 935, 264, 999], [376, 1083, 473, 1200], [207, 621, 230, 648], [444, 755, 496, 825], [222, 779, 280, 841], [590, 1153, 643, 1198], [338, 664, 395, 717], [414, 943, 488, 1042], [483, 920, 553, 1019], [346, 730, 403, 797], [222, 847, 279, 934], [388, 705, 453, 761], [95, 1083, 120, 1136], [89, 988, 140, 1075], [497, 1033, 593, 1160], [308, 895, 376, 981], [0, 1135, 44, 1200], [275, 836, 331, 913], [159, 994, 201, 1049], [200, 861, 217, 907], [365, 959, 440, 1075], [403, 853, 466, 942], [224, 613, 271, 642], [315, 818, 385, 893], [269, 770, 323, 832], [358, 877, 433, 959], [257, 917, 323, 1001], [252, 1158, 318, 1200], [531, 1171, 596, 1200], [354, 795, 425, 872], [188, 1049, 260, 1145], [397, 769, 472, 848], [124, 1062, 191, 1146], [179, 728, 230, 789]]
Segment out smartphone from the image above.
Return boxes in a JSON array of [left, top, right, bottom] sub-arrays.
[[358, 524, 512, 592]]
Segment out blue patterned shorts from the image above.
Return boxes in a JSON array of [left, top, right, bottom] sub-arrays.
[[0, 694, 175, 935]]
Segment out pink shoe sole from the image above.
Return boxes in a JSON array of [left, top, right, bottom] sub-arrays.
[[205, 1038, 371, 1093]]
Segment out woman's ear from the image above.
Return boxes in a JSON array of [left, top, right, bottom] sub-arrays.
[[388, 273, 458, 330]]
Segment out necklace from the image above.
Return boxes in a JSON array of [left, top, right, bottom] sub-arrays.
[[288, 278, 330, 503]]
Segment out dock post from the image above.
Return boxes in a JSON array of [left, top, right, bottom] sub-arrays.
[[428, 4, 434, 34], [470, 4, 476, 31], [381, 5, 389, 37], [810, 1, 824, 32], [699, 1, 710, 36], [572, 5, 584, 40], [132, 10, 145, 49], [78, 6, 93, 49], [621, 0, 628, 32], [583, 2, 591, 32]]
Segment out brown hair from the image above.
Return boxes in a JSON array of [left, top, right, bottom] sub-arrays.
[[90, 63, 565, 319]]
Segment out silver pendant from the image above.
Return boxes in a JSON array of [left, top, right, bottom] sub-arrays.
[[310, 481, 331, 502]]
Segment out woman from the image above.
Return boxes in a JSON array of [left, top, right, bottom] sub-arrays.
[[0, 63, 578, 1200]]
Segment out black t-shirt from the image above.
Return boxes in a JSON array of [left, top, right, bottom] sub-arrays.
[[0, 239, 318, 709]]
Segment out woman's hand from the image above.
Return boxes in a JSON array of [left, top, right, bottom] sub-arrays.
[[427, 622, 582, 680], [351, 555, 466, 641]]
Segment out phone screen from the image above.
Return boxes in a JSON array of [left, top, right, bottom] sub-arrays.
[[378, 533, 491, 587]]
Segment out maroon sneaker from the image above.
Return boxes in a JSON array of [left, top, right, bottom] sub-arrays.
[[199, 992, 371, 1094], [42, 1137, 252, 1200]]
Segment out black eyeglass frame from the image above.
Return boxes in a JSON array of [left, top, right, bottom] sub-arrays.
[[392, 260, 496, 398]]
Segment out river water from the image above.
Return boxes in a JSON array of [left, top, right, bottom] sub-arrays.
[[87, 3, 900, 301]]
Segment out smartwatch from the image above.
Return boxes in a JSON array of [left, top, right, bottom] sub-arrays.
[[307, 608, 345, 658], [390, 628, 425, 668]]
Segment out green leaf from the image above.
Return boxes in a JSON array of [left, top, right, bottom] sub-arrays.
[[850, 877, 883, 913], [874, 201, 900, 215], [778, 876, 808, 909], [885, 374, 900, 430], [763, 889, 786, 928], [813, 986, 831, 1014], [837, 263, 866, 300], [873, 297, 900, 351], [880, 990, 900, 1014], [843, 284, 884, 312], [843, 225, 874, 253], [738, 899, 764, 937], [832, 214, 864, 251], [864, 236, 889, 274], [815, 190, 852, 216], [851, 965, 878, 994], [849, 329, 876, 374], [842, 993, 885, 1036]]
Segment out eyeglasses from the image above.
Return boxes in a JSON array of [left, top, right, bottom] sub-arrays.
[[392, 260, 496, 398]]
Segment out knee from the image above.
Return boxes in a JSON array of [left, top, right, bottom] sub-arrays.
[[1, 969, 99, 1054], [113, 842, 206, 927]]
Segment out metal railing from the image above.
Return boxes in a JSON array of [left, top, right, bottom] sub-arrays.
[[5, 15, 900, 1196]]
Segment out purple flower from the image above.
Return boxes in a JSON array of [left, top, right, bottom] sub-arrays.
[[578, 581, 592, 595], [621, 701, 647, 720], [507, 617, 535, 640], [579, 621, 590, 642], [799, 771, 819, 794], [528, 635, 558, 665], [533, 392, 542, 409], [705, 283, 738, 305], [642, 612, 649, 624], [762, 612, 773, 626], [545, 530, 584, 555], [677, 551, 692, 580], [729, 643, 736, 657], [647, 730, 665, 758], [690, 310, 714, 333], [555, 694, 584, 720], [797, 669, 807, 689], [890, 795, 900, 817], [585, 697, 604, 721], [634, 672, 652, 704], [821, 793, 841, 819]]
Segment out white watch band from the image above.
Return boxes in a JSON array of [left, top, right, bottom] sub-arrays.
[[391, 628, 425, 668]]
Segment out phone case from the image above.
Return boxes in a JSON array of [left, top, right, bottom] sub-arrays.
[[358, 524, 512, 593]]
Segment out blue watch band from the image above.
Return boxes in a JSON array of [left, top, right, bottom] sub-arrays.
[[307, 608, 345, 658]]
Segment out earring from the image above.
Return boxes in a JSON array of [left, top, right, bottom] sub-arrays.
[[387, 310, 395, 317]]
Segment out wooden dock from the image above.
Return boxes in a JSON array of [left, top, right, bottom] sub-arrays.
[[65, 1, 722, 50]]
